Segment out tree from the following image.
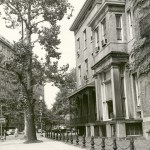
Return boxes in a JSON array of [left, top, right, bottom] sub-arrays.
[[52, 68, 77, 122], [0, 0, 72, 142]]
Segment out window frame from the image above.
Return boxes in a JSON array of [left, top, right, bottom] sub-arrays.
[[85, 59, 88, 75], [101, 18, 106, 40], [77, 38, 80, 51], [78, 65, 81, 85], [94, 26, 99, 47], [132, 73, 140, 107], [127, 10, 133, 39], [115, 14, 123, 41], [83, 29, 87, 49]]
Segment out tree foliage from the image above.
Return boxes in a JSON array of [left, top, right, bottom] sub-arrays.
[[0, 0, 73, 142], [52, 68, 77, 119], [130, 0, 150, 76]]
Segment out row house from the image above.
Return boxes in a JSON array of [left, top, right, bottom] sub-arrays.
[[69, 0, 148, 139]]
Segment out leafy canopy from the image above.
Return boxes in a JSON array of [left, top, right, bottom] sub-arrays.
[[0, 0, 73, 96]]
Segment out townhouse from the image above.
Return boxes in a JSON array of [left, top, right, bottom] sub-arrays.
[[69, 0, 150, 139]]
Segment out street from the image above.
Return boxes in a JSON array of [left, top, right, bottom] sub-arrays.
[[0, 134, 82, 150]]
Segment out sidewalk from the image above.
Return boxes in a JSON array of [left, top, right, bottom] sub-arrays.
[[0, 135, 82, 150], [1, 134, 150, 150]]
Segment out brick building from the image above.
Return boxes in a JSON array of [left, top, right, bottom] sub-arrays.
[[69, 0, 150, 139]]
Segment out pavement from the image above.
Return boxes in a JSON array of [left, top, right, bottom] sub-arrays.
[[0, 134, 150, 150], [0, 134, 83, 150]]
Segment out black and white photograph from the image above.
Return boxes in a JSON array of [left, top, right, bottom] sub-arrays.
[[0, 0, 150, 150]]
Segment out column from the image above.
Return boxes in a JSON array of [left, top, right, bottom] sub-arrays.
[[111, 65, 124, 119], [86, 126, 91, 137], [91, 125, 94, 137], [86, 126, 88, 137], [95, 75, 103, 121], [106, 124, 111, 137], [99, 126, 103, 137], [88, 89, 95, 122], [116, 122, 126, 138]]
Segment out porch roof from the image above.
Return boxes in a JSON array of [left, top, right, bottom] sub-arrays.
[[68, 82, 95, 98]]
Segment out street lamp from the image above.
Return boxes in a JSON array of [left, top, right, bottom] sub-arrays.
[[0, 105, 2, 139], [39, 96, 43, 136]]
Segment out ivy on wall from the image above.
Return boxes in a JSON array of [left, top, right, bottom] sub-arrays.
[[130, 0, 150, 76]]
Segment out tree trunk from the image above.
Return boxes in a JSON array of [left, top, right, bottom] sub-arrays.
[[24, 111, 27, 138], [26, 103, 37, 141], [23, 1, 37, 142]]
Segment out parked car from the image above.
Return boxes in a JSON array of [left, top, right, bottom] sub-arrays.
[[7, 129, 15, 135], [37, 129, 45, 133]]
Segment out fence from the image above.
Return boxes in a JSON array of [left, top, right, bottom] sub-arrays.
[[45, 131, 136, 150]]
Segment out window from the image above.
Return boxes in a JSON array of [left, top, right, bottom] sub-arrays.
[[111, 124, 116, 137], [127, 10, 133, 39], [105, 81, 112, 101], [107, 101, 113, 119], [101, 19, 106, 40], [101, 18, 107, 47], [116, 14, 123, 40], [85, 59, 88, 75], [83, 29, 87, 49], [78, 65, 81, 85], [132, 73, 140, 106], [102, 71, 113, 119], [91, 30, 93, 41], [105, 81, 113, 119], [126, 123, 142, 136], [77, 38, 80, 57], [95, 27, 99, 47], [77, 38, 80, 51]]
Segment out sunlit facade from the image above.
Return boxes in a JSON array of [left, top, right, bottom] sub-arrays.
[[69, 0, 149, 138]]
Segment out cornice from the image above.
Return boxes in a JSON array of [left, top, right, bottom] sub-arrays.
[[91, 51, 129, 70], [68, 82, 95, 98], [70, 0, 102, 32], [0, 34, 13, 49], [88, 0, 125, 27]]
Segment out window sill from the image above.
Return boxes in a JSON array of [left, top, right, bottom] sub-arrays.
[[117, 40, 125, 43]]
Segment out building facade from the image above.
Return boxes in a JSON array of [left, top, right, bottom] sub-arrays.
[[69, 0, 150, 139]]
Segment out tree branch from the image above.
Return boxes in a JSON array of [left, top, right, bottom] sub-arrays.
[[4, 1, 28, 29]]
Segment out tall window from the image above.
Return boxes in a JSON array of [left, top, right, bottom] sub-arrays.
[[91, 30, 93, 41], [103, 71, 113, 119], [77, 38, 80, 51], [83, 29, 87, 49], [95, 27, 99, 47], [116, 14, 123, 40], [85, 59, 88, 75], [78, 65, 81, 85], [101, 18, 106, 40], [132, 73, 140, 106], [77, 38, 80, 57], [127, 10, 133, 39]]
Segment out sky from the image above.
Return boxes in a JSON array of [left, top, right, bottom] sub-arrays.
[[44, 0, 86, 108], [0, 0, 86, 109]]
